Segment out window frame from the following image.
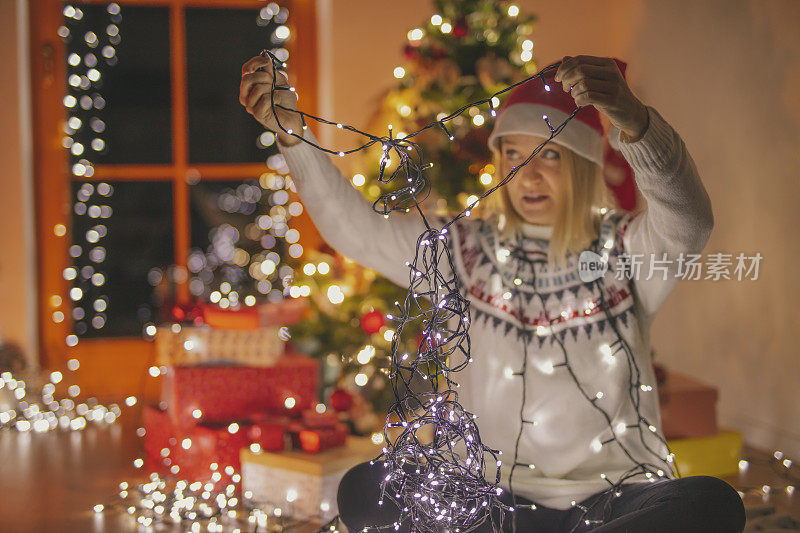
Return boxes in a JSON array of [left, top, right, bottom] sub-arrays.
[[30, 0, 318, 398]]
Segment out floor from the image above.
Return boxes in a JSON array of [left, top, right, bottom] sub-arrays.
[[0, 406, 797, 532]]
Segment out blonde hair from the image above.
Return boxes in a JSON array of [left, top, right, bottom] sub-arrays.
[[476, 139, 611, 268]]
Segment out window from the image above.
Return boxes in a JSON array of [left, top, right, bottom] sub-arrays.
[[31, 0, 318, 396]]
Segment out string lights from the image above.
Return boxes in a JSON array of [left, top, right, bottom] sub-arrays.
[[502, 220, 677, 533], [94, 471, 305, 531], [0, 368, 129, 433], [737, 451, 799, 502], [259, 47, 672, 532], [181, 2, 302, 309], [59, 3, 122, 344]]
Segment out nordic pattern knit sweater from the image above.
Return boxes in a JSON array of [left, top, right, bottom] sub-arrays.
[[278, 105, 714, 509]]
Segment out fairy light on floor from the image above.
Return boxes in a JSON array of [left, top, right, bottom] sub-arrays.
[[0, 370, 127, 433], [99, 466, 347, 532], [736, 450, 799, 504]]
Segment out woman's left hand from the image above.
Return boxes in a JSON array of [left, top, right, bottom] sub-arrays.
[[554, 55, 649, 141]]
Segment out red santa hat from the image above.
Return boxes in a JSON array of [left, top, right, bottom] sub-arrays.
[[488, 58, 629, 166]]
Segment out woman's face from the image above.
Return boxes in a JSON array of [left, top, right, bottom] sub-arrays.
[[499, 134, 563, 226]]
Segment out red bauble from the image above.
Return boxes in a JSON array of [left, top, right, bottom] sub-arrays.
[[329, 388, 354, 412], [415, 331, 441, 352], [360, 310, 385, 335], [452, 17, 468, 38]]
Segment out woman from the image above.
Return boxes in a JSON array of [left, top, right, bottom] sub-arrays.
[[239, 54, 745, 532]]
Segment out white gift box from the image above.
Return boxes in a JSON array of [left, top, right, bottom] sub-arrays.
[[155, 326, 285, 367], [241, 436, 380, 522]]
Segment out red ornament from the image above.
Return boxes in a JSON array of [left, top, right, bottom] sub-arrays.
[[404, 43, 419, 61], [360, 310, 385, 335], [328, 388, 354, 412], [415, 331, 442, 352], [452, 17, 468, 38]]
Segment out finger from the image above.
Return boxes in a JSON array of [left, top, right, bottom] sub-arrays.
[[554, 55, 575, 82], [558, 64, 618, 88], [556, 55, 615, 82], [573, 90, 614, 108], [570, 78, 616, 99], [272, 70, 291, 90], [572, 55, 614, 66], [240, 71, 273, 97], [244, 82, 273, 109], [250, 92, 271, 120], [242, 55, 271, 75]]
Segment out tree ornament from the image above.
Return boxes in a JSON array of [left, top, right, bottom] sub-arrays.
[[329, 387, 354, 412], [360, 309, 385, 334]]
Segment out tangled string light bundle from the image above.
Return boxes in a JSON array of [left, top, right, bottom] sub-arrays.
[[257, 49, 676, 532]]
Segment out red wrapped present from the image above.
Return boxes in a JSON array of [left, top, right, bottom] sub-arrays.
[[286, 418, 305, 450], [144, 405, 253, 483], [299, 424, 349, 453], [659, 372, 718, 439], [248, 421, 287, 452], [161, 355, 319, 427], [301, 408, 338, 429], [172, 422, 252, 482], [143, 405, 175, 475]]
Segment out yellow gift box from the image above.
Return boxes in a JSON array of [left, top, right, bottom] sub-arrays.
[[668, 430, 742, 478]]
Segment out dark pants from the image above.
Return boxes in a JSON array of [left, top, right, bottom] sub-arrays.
[[337, 461, 746, 532]]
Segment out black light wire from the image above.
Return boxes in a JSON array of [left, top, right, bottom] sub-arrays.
[[256, 49, 678, 532]]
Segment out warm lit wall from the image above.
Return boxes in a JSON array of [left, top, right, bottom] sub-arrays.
[[625, 0, 800, 458], [319, 0, 800, 455], [0, 0, 37, 368]]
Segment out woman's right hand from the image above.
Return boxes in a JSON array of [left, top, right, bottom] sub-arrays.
[[239, 54, 303, 146]]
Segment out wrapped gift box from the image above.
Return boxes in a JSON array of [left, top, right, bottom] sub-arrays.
[[144, 405, 253, 483], [155, 325, 285, 367], [301, 409, 339, 429], [143, 405, 175, 474], [201, 298, 308, 330], [659, 372, 718, 439], [668, 430, 742, 478], [299, 424, 348, 453], [249, 420, 288, 452], [241, 436, 380, 522], [161, 356, 318, 427], [173, 422, 252, 482]]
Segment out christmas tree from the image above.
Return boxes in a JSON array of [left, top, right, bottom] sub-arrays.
[[287, 0, 538, 414]]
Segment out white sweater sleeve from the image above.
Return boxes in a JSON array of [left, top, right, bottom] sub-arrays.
[[616, 106, 714, 317], [277, 128, 450, 288]]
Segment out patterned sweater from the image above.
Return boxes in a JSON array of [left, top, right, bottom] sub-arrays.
[[278, 106, 713, 509]]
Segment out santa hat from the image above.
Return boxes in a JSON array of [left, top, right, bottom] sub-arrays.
[[487, 58, 629, 166]]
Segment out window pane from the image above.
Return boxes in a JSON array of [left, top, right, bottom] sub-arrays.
[[185, 6, 287, 163], [69, 181, 174, 338], [63, 4, 172, 166], [189, 177, 301, 304]]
